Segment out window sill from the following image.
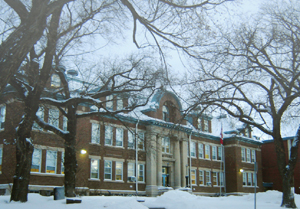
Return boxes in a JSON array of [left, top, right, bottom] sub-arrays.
[[243, 186, 259, 188], [30, 172, 64, 177], [88, 178, 100, 181], [115, 146, 125, 149], [89, 143, 101, 146]]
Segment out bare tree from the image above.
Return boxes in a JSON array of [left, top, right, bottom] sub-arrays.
[[186, 1, 300, 207], [1, 0, 229, 202], [35, 55, 160, 197], [0, 0, 229, 94]]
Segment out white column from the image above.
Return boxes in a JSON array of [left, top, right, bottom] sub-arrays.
[[174, 140, 181, 189], [157, 136, 162, 187], [145, 127, 158, 196], [181, 140, 188, 187]]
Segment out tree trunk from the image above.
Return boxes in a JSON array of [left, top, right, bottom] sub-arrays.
[[64, 109, 77, 197], [10, 138, 33, 202], [10, 108, 36, 202], [281, 172, 296, 208]]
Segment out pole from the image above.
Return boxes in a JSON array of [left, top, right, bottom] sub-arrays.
[[220, 146, 222, 195], [189, 132, 192, 191], [254, 162, 257, 209], [135, 119, 139, 196], [223, 144, 226, 194]]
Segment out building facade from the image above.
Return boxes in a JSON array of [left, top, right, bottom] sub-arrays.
[[0, 87, 264, 196]]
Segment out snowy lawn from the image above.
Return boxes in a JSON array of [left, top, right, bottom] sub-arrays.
[[0, 190, 292, 209]]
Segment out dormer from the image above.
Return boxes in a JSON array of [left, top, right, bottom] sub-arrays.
[[142, 90, 183, 124]]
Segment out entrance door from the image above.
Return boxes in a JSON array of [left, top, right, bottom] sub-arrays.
[[162, 166, 169, 186]]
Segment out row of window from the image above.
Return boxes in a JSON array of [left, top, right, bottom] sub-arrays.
[[33, 107, 67, 131], [241, 148, 256, 163], [31, 148, 64, 174], [90, 159, 145, 182], [242, 172, 257, 187], [190, 142, 223, 161], [91, 123, 145, 150], [190, 169, 224, 187]]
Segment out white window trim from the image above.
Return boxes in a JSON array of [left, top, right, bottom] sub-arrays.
[[205, 170, 211, 186], [90, 158, 100, 180], [115, 161, 123, 181], [116, 128, 124, 147], [31, 149, 42, 173], [138, 164, 145, 183], [105, 126, 113, 146], [205, 144, 211, 160], [190, 141, 196, 158], [199, 170, 204, 186], [241, 148, 246, 162], [198, 143, 204, 159], [45, 150, 57, 174], [191, 169, 197, 185], [91, 123, 101, 144], [104, 160, 112, 180], [212, 146, 217, 161], [246, 148, 251, 163]]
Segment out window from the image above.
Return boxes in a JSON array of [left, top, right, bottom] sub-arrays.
[[33, 106, 44, 130], [90, 159, 99, 179], [127, 163, 135, 182], [162, 137, 170, 153], [138, 132, 144, 150], [204, 119, 209, 132], [245, 128, 250, 137], [247, 172, 252, 186], [205, 144, 210, 159], [138, 164, 145, 182], [246, 148, 251, 162], [106, 95, 113, 110], [105, 126, 113, 146], [0, 147, 2, 173], [217, 146, 222, 161], [116, 128, 123, 147], [51, 74, 60, 87], [46, 150, 57, 173], [190, 142, 196, 157], [116, 97, 123, 111], [191, 169, 196, 185], [0, 105, 6, 130], [241, 148, 245, 162], [198, 143, 203, 158], [212, 172, 218, 186], [162, 105, 169, 122], [128, 131, 135, 149], [63, 116, 67, 131], [48, 108, 59, 128], [205, 170, 211, 186], [212, 146, 217, 160], [199, 170, 204, 185], [115, 162, 123, 181], [31, 149, 41, 172], [197, 118, 202, 130], [61, 152, 64, 174], [243, 172, 247, 185], [91, 123, 100, 144], [104, 160, 112, 180], [220, 172, 224, 186], [251, 150, 256, 163]]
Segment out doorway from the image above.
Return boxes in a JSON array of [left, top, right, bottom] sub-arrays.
[[162, 166, 170, 187]]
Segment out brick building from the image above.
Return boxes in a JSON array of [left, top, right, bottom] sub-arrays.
[[0, 78, 264, 196], [262, 137, 300, 194]]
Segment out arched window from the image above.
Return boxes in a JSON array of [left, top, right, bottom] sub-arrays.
[[162, 105, 169, 122]]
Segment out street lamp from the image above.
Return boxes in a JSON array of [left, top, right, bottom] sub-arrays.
[[80, 149, 87, 154], [240, 169, 244, 173]]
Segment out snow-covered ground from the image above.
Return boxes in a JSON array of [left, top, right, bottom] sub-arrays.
[[0, 190, 294, 209]]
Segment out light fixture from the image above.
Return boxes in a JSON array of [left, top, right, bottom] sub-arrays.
[[240, 169, 244, 173], [80, 149, 87, 154]]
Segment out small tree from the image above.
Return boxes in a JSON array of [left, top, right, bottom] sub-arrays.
[[186, 1, 300, 207]]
